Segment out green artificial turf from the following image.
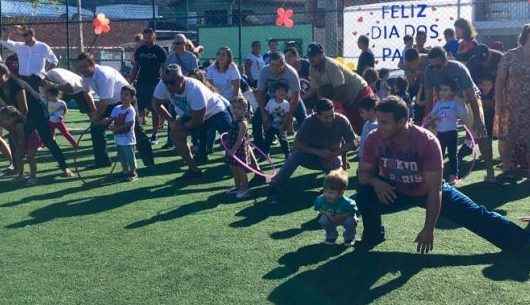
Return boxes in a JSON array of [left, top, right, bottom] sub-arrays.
[[0, 111, 528, 305]]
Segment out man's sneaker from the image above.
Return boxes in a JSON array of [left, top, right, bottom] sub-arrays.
[[127, 173, 139, 182], [236, 190, 251, 199], [269, 193, 280, 205], [25, 177, 37, 186], [354, 234, 386, 251], [181, 170, 203, 179], [248, 175, 266, 187], [225, 188, 239, 195], [194, 155, 208, 165], [323, 239, 337, 245]]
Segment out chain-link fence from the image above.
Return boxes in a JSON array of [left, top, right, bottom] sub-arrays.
[[0, 0, 528, 71]]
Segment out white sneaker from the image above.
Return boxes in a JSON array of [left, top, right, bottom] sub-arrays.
[[235, 190, 250, 199]]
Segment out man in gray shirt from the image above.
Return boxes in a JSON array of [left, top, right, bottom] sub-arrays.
[[424, 47, 494, 182], [268, 98, 355, 204], [253, 51, 307, 153], [165, 34, 198, 76]]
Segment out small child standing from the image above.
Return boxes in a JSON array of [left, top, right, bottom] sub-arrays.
[[423, 80, 467, 185], [225, 97, 251, 199], [108, 86, 138, 182], [314, 170, 358, 246], [478, 73, 495, 138], [45, 87, 78, 149], [358, 96, 379, 162], [263, 82, 290, 159]]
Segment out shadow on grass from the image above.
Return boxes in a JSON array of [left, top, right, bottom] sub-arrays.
[[2, 157, 229, 208], [268, 250, 530, 305], [125, 191, 239, 229], [4, 179, 229, 228], [270, 216, 321, 240], [229, 172, 322, 228]]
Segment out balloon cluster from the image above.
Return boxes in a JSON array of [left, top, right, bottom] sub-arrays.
[[92, 13, 111, 35], [276, 7, 294, 28]]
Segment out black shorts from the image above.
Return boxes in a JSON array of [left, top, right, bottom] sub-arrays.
[[136, 80, 159, 112]]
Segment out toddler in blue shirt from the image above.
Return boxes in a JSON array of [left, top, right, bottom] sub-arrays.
[[314, 169, 358, 246]]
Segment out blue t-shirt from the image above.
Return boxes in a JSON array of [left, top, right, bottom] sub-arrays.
[[314, 195, 357, 216], [444, 39, 460, 58], [165, 51, 199, 76]]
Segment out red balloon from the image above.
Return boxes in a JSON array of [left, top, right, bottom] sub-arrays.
[[276, 7, 294, 28], [92, 13, 111, 35]]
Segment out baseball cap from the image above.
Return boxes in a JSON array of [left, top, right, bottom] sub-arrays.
[[174, 33, 188, 44], [307, 42, 324, 57]]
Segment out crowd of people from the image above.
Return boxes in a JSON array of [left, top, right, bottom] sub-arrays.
[[0, 20, 529, 253]]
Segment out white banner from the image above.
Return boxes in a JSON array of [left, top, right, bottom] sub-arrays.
[[343, 1, 473, 69]]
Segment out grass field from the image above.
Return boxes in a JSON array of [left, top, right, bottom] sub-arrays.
[[1, 111, 529, 305]]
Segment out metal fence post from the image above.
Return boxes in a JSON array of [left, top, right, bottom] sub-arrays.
[[457, 0, 462, 19], [152, 0, 157, 30], [238, 0, 242, 65], [0, 0, 3, 59], [65, 1, 71, 69]]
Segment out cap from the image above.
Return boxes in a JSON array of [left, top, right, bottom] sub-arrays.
[[174, 33, 188, 44], [307, 42, 324, 57]]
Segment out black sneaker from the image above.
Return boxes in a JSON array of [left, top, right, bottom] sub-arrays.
[[248, 175, 266, 187], [181, 170, 203, 179], [268, 192, 280, 205], [354, 234, 385, 251], [194, 155, 208, 165]]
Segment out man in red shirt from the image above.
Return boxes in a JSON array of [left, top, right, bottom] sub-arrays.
[[357, 96, 529, 253]]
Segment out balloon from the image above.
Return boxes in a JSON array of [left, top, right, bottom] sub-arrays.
[[92, 13, 111, 35], [276, 7, 294, 28]]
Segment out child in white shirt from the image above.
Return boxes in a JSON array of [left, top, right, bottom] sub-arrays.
[[424, 80, 467, 185], [45, 87, 78, 149], [263, 82, 290, 159], [107, 86, 138, 181]]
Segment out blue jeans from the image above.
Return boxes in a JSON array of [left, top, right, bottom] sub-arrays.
[[253, 101, 307, 150], [319, 214, 357, 242], [198, 110, 232, 158], [271, 151, 341, 189], [117, 144, 137, 172], [356, 183, 529, 251]]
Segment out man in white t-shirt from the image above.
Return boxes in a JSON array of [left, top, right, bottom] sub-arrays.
[[153, 64, 232, 178], [244, 41, 265, 88], [0, 27, 58, 90], [44, 68, 93, 114], [77, 52, 132, 167]]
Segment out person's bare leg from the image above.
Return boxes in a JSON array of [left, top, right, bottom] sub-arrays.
[[0, 137, 12, 164], [151, 111, 160, 139], [170, 122, 199, 172]]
